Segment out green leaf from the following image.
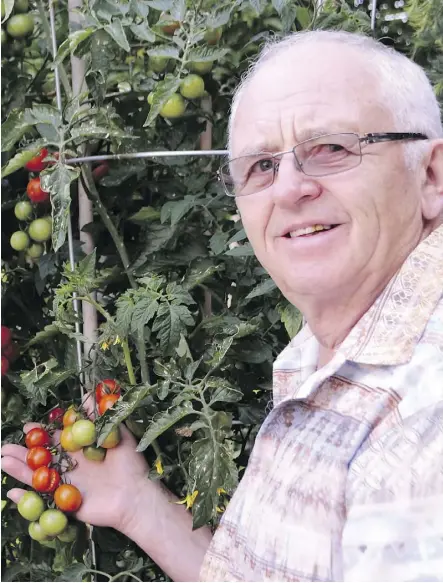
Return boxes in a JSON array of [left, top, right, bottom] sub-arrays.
[[1, 0, 14, 22], [152, 301, 195, 352], [56, 28, 95, 64], [128, 206, 161, 223], [55, 562, 90, 581], [205, 336, 234, 369], [1, 141, 46, 178], [40, 163, 80, 251], [143, 74, 181, 127], [146, 0, 173, 9], [130, 21, 156, 42], [186, 46, 228, 63], [244, 278, 277, 300], [161, 195, 196, 226], [115, 295, 135, 336], [136, 402, 194, 452], [26, 324, 60, 347], [226, 228, 247, 245], [206, 378, 242, 405], [69, 125, 128, 140], [209, 230, 229, 255], [147, 44, 180, 59], [19, 359, 76, 406], [182, 260, 222, 291], [130, 296, 159, 334], [23, 104, 62, 130], [104, 20, 130, 52], [1, 109, 32, 152], [277, 301, 303, 338], [296, 6, 312, 29], [225, 243, 255, 257]]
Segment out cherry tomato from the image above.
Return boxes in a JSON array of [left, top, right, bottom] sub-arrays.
[[10, 231, 30, 251], [1, 355, 9, 376], [18, 491, 45, 521], [83, 445, 106, 462], [57, 523, 77, 542], [2, 342, 18, 362], [25, 427, 51, 449], [14, 201, 33, 221], [95, 378, 121, 402], [204, 27, 222, 45], [71, 419, 96, 447], [1, 326, 11, 349], [60, 426, 82, 452], [98, 393, 120, 416], [29, 521, 49, 542], [39, 509, 68, 536], [149, 55, 169, 73], [100, 426, 121, 449], [54, 484, 82, 512], [92, 162, 109, 183], [48, 407, 64, 425], [190, 61, 213, 75], [26, 243, 44, 259], [180, 74, 205, 99], [25, 148, 49, 172], [6, 14, 34, 38], [32, 467, 61, 493], [159, 94, 186, 119], [26, 177, 49, 204], [28, 218, 52, 242], [158, 11, 180, 34], [26, 446, 52, 470], [62, 406, 80, 427]]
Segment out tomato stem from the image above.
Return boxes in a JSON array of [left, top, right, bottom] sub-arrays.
[[122, 340, 136, 386]]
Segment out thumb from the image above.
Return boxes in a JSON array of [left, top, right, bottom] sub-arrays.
[[6, 487, 27, 504]]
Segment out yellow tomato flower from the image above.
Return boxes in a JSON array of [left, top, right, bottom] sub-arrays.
[[101, 341, 109, 351], [176, 490, 198, 510], [154, 458, 164, 476]]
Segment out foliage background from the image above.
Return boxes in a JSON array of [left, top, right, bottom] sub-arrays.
[[1, 0, 442, 580]]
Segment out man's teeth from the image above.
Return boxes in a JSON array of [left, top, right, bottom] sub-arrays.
[[289, 225, 333, 238]]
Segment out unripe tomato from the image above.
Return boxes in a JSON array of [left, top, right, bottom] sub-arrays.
[[10, 231, 30, 251], [57, 523, 77, 542], [29, 218, 52, 242], [48, 406, 64, 425], [39, 509, 68, 536], [26, 243, 44, 259], [1, 326, 12, 349], [14, 200, 33, 221], [14, 0, 29, 13], [1, 28, 6, 46], [189, 61, 213, 75], [149, 55, 169, 73], [71, 419, 96, 447], [26, 446, 52, 470], [32, 467, 61, 493], [83, 445, 106, 462], [29, 521, 49, 542], [98, 393, 120, 415], [26, 177, 49, 204], [100, 426, 121, 449], [62, 406, 80, 427], [159, 94, 186, 119], [158, 11, 180, 34], [147, 92, 154, 105], [1, 356, 9, 376], [18, 491, 45, 521], [54, 484, 82, 512], [180, 74, 205, 99], [95, 378, 121, 402], [60, 426, 83, 452], [204, 27, 222, 45], [25, 148, 49, 172], [25, 427, 51, 449], [6, 14, 34, 38]]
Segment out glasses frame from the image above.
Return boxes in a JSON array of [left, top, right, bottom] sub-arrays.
[[219, 132, 428, 197]]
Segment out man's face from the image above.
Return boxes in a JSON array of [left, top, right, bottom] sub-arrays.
[[231, 45, 426, 306]]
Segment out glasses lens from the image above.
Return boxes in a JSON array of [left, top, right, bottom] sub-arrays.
[[296, 133, 361, 176], [220, 154, 275, 197]]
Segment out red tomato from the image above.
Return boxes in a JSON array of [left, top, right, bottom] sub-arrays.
[[48, 407, 65, 425], [1, 356, 9, 376], [32, 466, 61, 493], [26, 177, 49, 204], [98, 393, 120, 416], [25, 148, 49, 172], [95, 379, 121, 402], [62, 406, 80, 427], [25, 427, 51, 449], [2, 342, 19, 362], [54, 484, 82, 512], [1, 326, 11, 349], [26, 446, 52, 470], [92, 162, 109, 183]]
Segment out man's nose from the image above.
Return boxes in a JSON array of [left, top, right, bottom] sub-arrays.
[[271, 153, 322, 207]]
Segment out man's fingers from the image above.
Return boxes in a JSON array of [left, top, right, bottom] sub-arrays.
[[6, 487, 27, 504], [1, 443, 27, 463], [81, 391, 97, 420], [1, 456, 33, 487], [23, 422, 42, 433]]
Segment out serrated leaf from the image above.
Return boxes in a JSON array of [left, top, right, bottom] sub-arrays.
[[23, 104, 62, 130], [104, 20, 130, 52], [277, 301, 303, 339], [130, 21, 156, 42], [244, 278, 277, 300], [207, 7, 233, 28], [206, 378, 242, 405], [296, 6, 312, 29], [56, 562, 90, 581], [225, 243, 255, 256], [26, 324, 60, 347], [1, 109, 32, 152], [186, 46, 228, 63], [56, 28, 95, 64], [209, 230, 229, 255], [130, 296, 159, 334], [128, 206, 161, 222], [226, 228, 247, 245], [69, 125, 128, 140], [205, 335, 234, 369], [147, 44, 180, 59], [182, 260, 221, 291], [152, 302, 194, 352], [40, 163, 80, 251], [161, 195, 196, 226], [20, 359, 76, 406], [136, 402, 194, 451], [143, 74, 181, 127], [1, 141, 46, 178]]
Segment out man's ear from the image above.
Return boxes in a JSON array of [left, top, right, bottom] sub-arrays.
[[421, 139, 443, 221]]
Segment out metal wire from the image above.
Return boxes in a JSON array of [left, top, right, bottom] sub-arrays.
[[371, 0, 378, 30], [67, 149, 228, 165]]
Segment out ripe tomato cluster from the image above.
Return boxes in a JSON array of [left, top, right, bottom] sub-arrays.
[[1, 325, 18, 377]]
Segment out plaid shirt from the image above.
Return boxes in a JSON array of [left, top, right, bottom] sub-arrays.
[[200, 225, 443, 582]]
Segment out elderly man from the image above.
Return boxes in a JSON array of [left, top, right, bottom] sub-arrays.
[[2, 30, 442, 582]]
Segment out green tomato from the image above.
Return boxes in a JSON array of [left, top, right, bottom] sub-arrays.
[[189, 61, 213, 75], [101, 426, 121, 449], [10, 231, 30, 251], [29, 521, 49, 542], [204, 27, 222, 45], [14, 0, 29, 12], [83, 445, 106, 462], [149, 55, 169, 73], [6, 14, 34, 39], [18, 492, 45, 521], [57, 523, 77, 542], [71, 419, 96, 447], [39, 509, 68, 537], [1, 28, 6, 46], [28, 218, 51, 242], [159, 93, 186, 119], [180, 74, 205, 99], [14, 200, 33, 221], [26, 243, 43, 259]]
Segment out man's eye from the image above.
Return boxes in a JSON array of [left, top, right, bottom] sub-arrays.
[[251, 158, 274, 173]]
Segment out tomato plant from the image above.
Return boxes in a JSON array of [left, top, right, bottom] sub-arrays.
[[17, 492, 45, 521], [95, 378, 121, 402], [26, 446, 52, 470], [26, 177, 50, 204], [54, 484, 82, 512], [39, 509, 68, 536], [25, 148, 49, 172], [25, 428, 51, 448], [32, 467, 61, 493]]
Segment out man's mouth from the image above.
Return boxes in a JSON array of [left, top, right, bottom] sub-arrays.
[[283, 224, 340, 238]]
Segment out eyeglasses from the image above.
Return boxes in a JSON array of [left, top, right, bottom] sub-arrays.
[[219, 132, 428, 197]]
